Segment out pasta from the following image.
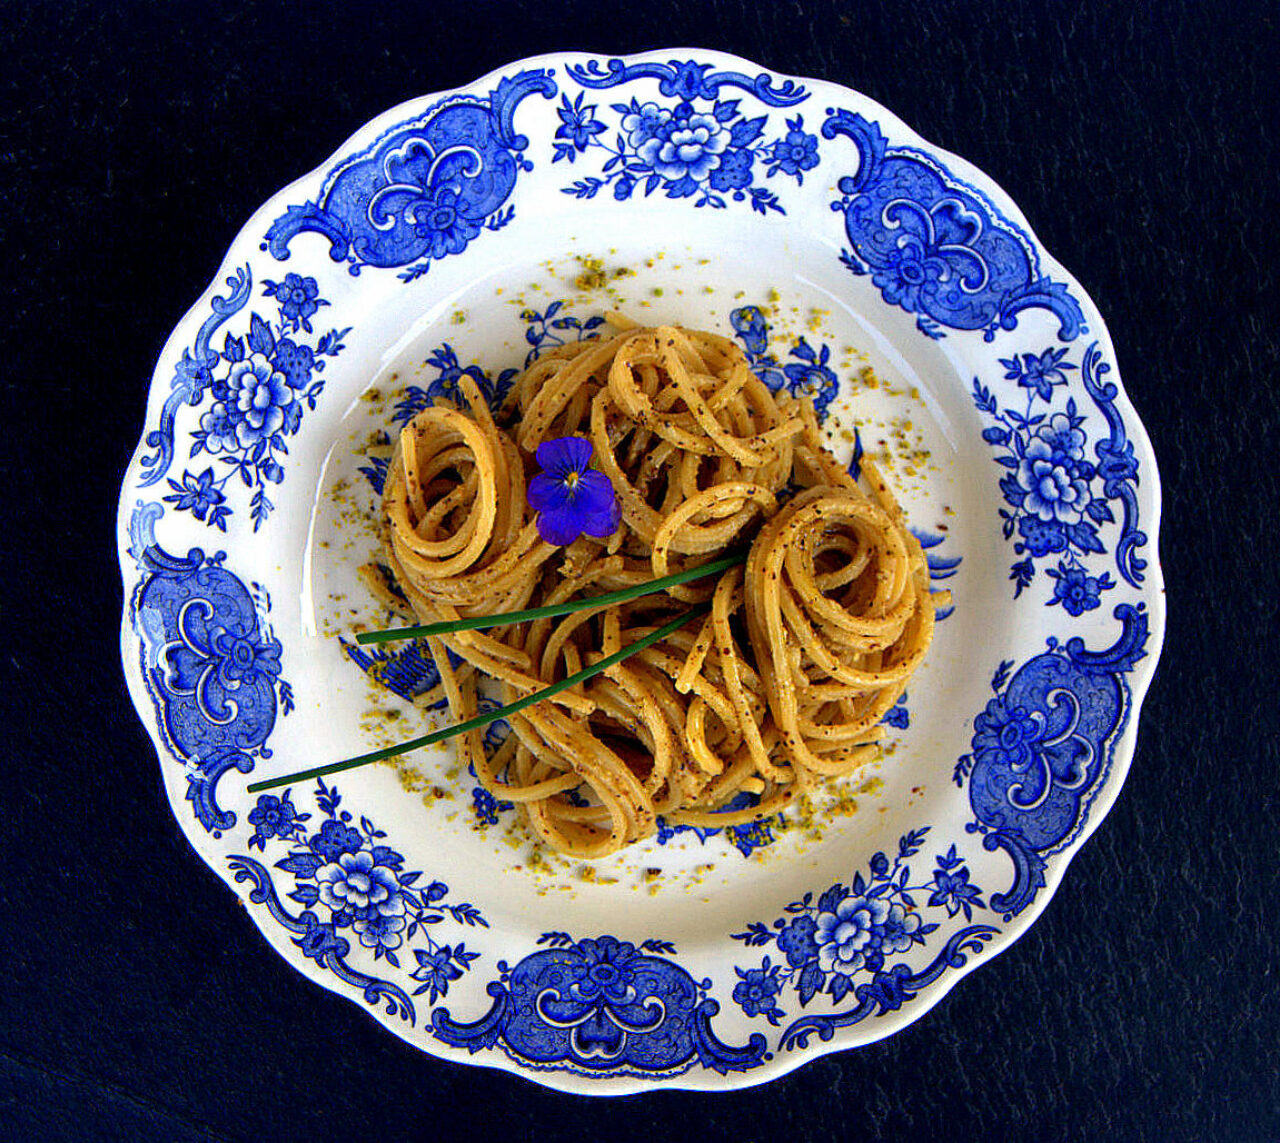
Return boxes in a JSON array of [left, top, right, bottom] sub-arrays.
[[377, 316, 941, 857]]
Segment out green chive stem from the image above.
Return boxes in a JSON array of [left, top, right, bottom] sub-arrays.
[[354, 549, 746, 645], [246, 604, 711, 794]]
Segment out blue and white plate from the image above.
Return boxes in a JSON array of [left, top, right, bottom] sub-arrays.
[[117, 49, 1164, 1093]]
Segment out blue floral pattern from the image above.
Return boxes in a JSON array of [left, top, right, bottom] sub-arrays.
[[732, 830, 993, 1025], [974, 341, 1145, 598], [142, 267, 348, 531], [230, 778, 484, 1021], [119, 52, 1162, 1090], [264, 70, 557, 281], [822, 110, 1085, 342]]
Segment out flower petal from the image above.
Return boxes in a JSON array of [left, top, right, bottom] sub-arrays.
[[536, 505, 585, 547], [535, 435, 593, 478], [527, 472, 572, 514]]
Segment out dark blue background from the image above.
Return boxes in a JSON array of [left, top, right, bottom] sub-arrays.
[[3, 1, 1278, 1139]]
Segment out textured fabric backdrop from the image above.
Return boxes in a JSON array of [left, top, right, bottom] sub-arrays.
[[3, 1, 1278, 1139]]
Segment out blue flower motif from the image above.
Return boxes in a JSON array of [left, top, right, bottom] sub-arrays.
[[776, 915, 819, 967], [1047, 563, 1114, 616], [353, 909, 408, 951], [207, 626, 282, 686], [815, 895, 890, 975], [226, 353, 295, 448], [622, 102, 671, 148], [871, 236, 949, 313], [316, 850, 404, 918], [527, 436, 620, 546], [271, 338, 315, 389], [878, 902, 922, 954], [625, 101, 728, 182], [555, 93, 605, 150], [709, 148, 754, 191], [767, 117, 820, 179], [1002, 348, 1076, 402], [1017, 436, 1091, 523], [247, 792, 298, 844], [412, 187, 483, 260], [273, 273, 321, 329], [412, 946, 463, 998], [972, 696, 1043, 771], [310, 818, 364, 861], [733, 961, 784, 1020], [163, 467, 226, 521], [929, 867, 985, 919], [1017, 514, 1069, 557], [198, 401, 239, 454], [568, 938, 638, 1003], [1034, 412, 1086, 461]]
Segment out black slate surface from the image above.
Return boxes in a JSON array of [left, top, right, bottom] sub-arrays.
[[3, 1, 1279, 1139]]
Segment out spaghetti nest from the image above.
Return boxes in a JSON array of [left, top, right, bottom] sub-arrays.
[[379, 317, 939, 858]]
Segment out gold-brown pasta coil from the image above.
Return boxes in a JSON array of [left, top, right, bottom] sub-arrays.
[[376, 318, 941, 857]]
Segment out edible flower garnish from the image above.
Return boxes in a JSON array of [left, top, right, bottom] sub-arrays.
[[527, 436, 620, 546]]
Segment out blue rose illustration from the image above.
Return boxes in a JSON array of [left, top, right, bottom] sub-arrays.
[[878, 902, 922, 954], [815, 895, 890, 975], [353, 909, 408, 952], [316, 850, 405, 919], [199, 401, 240, 454], [624, 101, 727, 182], [1017, 436, 1091, 522], [226, 353, 295, 448]]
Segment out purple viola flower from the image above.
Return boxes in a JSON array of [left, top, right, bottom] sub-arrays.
[[527, 436, 620, 546], [815, 895, 890, 976], [226, 353, 295, 448], [1047, 563, 1113, 616], [1017, 437, 1091, 522], [316, 850, 404, 918]]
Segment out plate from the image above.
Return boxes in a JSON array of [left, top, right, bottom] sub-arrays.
[[117, 49, 1164, 1093]]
